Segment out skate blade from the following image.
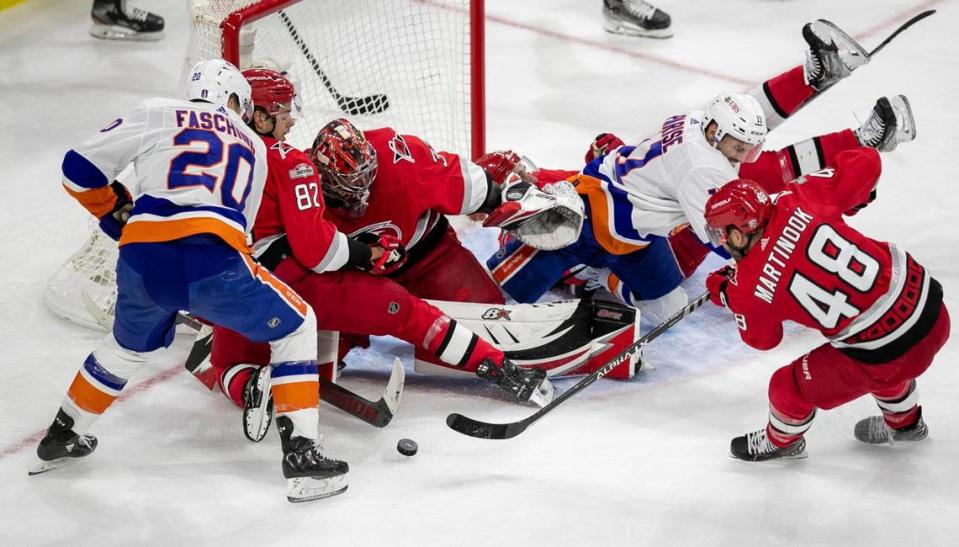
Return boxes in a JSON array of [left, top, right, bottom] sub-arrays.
[[602, 20, 673, 39], [243, 369, 274, 443], [890, 95, 917, 144], [89, 24, 164, 42], [28, 456, 84, 476], [286, 474, 349, 503], [813, 19, 869, 66]]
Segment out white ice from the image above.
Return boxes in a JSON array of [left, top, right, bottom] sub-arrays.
[[2, 0, 959, 545]]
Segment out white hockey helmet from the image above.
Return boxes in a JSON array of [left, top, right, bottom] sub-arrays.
[[704, 93, 767, 163], [185, 59, 253, 122]]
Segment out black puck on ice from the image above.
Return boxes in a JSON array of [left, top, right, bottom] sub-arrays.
[[397, 438, 418, 457]]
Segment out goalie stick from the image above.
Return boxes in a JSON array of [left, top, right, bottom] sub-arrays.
[[182, 323, 405, 428], [277, 10, 390, 116], [445, 292, 710, 440]]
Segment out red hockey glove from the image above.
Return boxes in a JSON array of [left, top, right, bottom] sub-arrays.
[[584, 133, 624, 164], [706, 265, 735, 308], [358, 233, 407, 275], [475, 150, 521, 185]]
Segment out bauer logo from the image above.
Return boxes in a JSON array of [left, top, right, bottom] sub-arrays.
[[482, 308, 512, 321]]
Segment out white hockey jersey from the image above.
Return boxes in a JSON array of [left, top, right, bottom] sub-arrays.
[[61, 98, 268, 252], [578, 111, 737, 254]]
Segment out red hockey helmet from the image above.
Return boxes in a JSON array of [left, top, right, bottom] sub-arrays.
[[242, 68, 298, 117], [703, 179, 773, 247], [310, 118, 377, 214]]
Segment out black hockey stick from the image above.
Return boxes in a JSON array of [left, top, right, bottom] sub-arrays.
[[319, 358, 405, 428], [181, 322, 405, 427], [277, 10, 390, 116], [446, 292, 711, 440], [867, 9, 935, 57]]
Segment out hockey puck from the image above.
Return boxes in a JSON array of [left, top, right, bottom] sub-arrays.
[[397, 438, 418, 457]]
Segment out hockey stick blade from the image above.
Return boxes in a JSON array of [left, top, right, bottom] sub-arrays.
[[868, 10, 935, 57], [319, 358, 405, 428], [278, 11, 390, 116], [446, 292, 710, 440]]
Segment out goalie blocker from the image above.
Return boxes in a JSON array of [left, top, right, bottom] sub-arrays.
[[416, 298, 642, 380]]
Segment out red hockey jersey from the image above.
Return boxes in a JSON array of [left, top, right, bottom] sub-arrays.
[[724, 148, 943, 363], [251, 136, 350, 273], [323, 128, 489, 250]]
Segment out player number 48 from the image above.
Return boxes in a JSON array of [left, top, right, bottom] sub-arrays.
[[788, 225, 880, 329]]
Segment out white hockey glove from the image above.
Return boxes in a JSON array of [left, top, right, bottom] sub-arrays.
[[482, 174, 584, 250]]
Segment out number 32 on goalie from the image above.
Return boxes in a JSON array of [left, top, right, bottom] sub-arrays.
[[788, 225, 880, 329]]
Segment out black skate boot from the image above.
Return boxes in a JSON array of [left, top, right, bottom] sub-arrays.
[[730, 428, 807, 462], [90, 0, 165, 42], [855, 95, 917, 152], [242, 366, 274, 443], [602, 0, 672, 39], [29, 409, 98, 476], [276, 416, 349, 503], [802, 19, 869, 91], [854, 407, 928, 445], [476, 359, 555, 407]]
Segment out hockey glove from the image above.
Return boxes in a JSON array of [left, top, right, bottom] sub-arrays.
[[357, 232, 407, 275], [98, 181, 133, 242], [474, 150, 521, 185], [482, 173, 584, 251], [706, 265, 735, 308], [584, 133, 624, 164]]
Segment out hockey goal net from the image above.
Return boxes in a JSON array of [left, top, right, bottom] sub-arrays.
[[45, 0, 485, 331]]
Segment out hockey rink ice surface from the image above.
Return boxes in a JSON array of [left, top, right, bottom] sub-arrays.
[[2, 0, 958, 545]]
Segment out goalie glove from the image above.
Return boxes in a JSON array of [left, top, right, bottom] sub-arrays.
[[482, 173, 584, 251], [356, 232, 407, 275], [98, 181, 133, 241]]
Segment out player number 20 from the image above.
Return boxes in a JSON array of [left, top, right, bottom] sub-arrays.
[[788, 225, 880, 329], [294, 182, 322, 210]]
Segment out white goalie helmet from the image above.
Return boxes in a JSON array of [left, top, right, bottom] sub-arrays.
[[185, 59, 254, 122], [704, 93, 767, 163]]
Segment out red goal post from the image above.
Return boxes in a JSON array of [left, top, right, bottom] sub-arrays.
[[46, 0, 486, 331]]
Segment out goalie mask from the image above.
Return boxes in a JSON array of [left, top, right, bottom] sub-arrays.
[[185, 59, 253, 123], [311, 118, 377, 216]]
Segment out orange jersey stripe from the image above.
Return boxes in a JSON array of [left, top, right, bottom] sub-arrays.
[[491, 244, 538, 285], [573, 175, 648, 256], [63, 183, 118, 218], [272, 381, 320, 413], [67, 373, 117, 415], [120, 217, 250, 253], [240, 254, 309, 317]]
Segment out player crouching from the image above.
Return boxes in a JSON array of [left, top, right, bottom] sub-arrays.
[[702, 148, 949, 461]]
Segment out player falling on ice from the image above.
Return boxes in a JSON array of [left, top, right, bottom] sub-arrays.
[[207, 70, 558, 441], [31, 60, 348, 503], [486, 19, 916, 323], [702, 148, 949, 461]]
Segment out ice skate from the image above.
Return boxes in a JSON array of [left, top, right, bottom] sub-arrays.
[[730, 428, 807, 462], [29, 410, 98, 476], [242, 366, 274, 443], [602, 0, 672, 39], [276, 416, 349, 503], [90, 0, 165, 42], [856, 95, 917, 152], [854, 408, 928, 445], [802, 19, 869, 91], [476, 359, 555, 407]]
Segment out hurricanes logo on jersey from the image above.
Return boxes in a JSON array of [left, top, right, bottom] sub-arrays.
[[389, 134, 414, 164]]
